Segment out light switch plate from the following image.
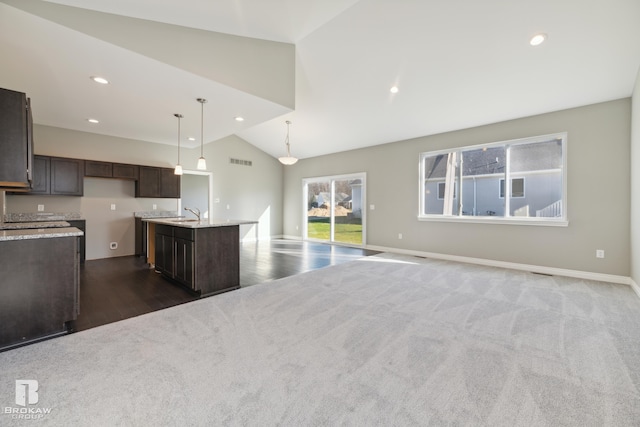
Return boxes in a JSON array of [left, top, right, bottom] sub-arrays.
[[37, 204, 44, 212], [110, 204, 116, 211]]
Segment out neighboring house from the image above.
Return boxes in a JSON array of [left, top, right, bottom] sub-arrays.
[[423, 140, 563, 217], [315, 191, 350, 208]]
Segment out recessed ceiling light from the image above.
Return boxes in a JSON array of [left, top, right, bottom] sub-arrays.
[[390, 86, 399, 94], [530, 33, 547, 46], [90, 76, 109, 84], [235, 116, 244, 122], [87, 118, 99, 124], [188, 137, 195, 141]]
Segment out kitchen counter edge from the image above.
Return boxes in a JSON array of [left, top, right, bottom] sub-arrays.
[[0, 227, 84, 242], [142, 218, 258, 228]]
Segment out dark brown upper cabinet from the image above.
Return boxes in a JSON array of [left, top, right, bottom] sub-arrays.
[[85, 160, 138, 180], [0, 87, 33, 190], [84, 160, 112, 178], [135, 166, 180, 198], [50, 157, 84, 195], [112, 163, 138, 180], [160, 168, 180, 198], [30, 155, 50, 194], [14, 156, 84, 196], [136, 166, 161, 197]]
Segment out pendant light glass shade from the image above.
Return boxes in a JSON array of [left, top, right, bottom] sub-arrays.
[[278, 120, 298, 165], [197, 98, 207, 170], [174, 113, 183, 175], [197, 157, 207, 170]]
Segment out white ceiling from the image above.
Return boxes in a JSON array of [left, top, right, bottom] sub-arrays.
[[1, 0, 639, 160]]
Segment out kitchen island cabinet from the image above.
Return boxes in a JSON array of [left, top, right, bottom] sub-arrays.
[[0, 227, 83, 352], [145, 218, 256, 296]]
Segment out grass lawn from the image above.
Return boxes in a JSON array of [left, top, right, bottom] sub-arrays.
[[307, 222, 362, 244]]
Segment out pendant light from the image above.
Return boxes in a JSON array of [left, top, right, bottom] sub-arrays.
[[278, 120, 298, 165], [174, 113, 183, 175], [196, 98, 207, 170]]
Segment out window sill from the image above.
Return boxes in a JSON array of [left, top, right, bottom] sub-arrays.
[[417, 215, 569, 227]]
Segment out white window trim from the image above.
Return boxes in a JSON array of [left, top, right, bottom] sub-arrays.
[[418, 132, 568, 226]]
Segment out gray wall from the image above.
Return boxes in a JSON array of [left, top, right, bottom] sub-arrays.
[[631, 68, 640, 286], [6, 125, 283, 260], [283, 99, 631, 276]]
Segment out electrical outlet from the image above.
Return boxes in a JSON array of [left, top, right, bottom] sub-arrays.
[[110, 204, 116, 211], [110, 242, 118, 250], [37, 204, 44, 212], [152, 204, 157, 210], [596, 249, 605, 259], [398, 233, 403, 239]]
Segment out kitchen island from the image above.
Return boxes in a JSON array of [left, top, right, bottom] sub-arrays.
[[143, 218, 257, 296], [0, 225, 83, 351]]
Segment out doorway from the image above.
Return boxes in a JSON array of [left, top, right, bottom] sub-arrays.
[[303, 173, 366, 246], [180, 171, 212, 220]]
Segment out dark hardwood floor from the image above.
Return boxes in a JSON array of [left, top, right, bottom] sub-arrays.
[[74, 239, 379, 332]]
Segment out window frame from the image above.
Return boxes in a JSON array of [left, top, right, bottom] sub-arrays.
[[418, 132, 568, 226]]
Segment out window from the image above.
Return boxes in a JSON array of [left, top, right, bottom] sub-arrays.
[[499, 178, 525, 198], [437, 182, 457, 199], [419, 133, 567, 225]]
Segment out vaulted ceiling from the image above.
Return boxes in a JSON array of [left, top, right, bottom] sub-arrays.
[[1, 0, 639, 160]]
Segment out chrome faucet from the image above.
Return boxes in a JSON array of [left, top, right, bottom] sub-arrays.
[[184, 207, 201, 221]]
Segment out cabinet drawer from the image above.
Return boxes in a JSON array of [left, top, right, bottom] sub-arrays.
[[155, 224, 174, 236], [174, 227, 194, 241]]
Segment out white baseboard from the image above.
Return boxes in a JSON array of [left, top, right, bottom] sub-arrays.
[[365, 244, 631, 286], [281, 234, 302, 240], [240, 234, 294, 243], [631, 279, 640, 298]]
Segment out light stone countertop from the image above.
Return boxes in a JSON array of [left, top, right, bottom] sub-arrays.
[[4, 212, 82, 222], [0, 227, 84, 242], [142, 217, 258, 229], [134, 211, 179, 218], [0, 221, 71, 230]]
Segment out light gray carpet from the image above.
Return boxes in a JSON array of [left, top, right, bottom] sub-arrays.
[[1, 253, 639, 426]]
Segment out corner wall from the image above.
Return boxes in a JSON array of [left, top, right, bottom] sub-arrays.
[[283, 99, 631, 277], [631, 67, 640, 291]]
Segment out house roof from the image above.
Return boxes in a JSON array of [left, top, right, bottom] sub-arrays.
[[0, 0, 639, 160]]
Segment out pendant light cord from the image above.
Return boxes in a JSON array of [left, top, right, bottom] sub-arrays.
[[175, 114, 182, 163], [285, 121, 291, 156]]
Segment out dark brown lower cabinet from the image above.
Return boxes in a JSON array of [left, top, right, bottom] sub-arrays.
[[67, 219, 86, 263], [0, 235, 80, 352], [155, 224, 239, 296]]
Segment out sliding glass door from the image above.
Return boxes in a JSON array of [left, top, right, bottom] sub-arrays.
[[304, 173, 366, 246]]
